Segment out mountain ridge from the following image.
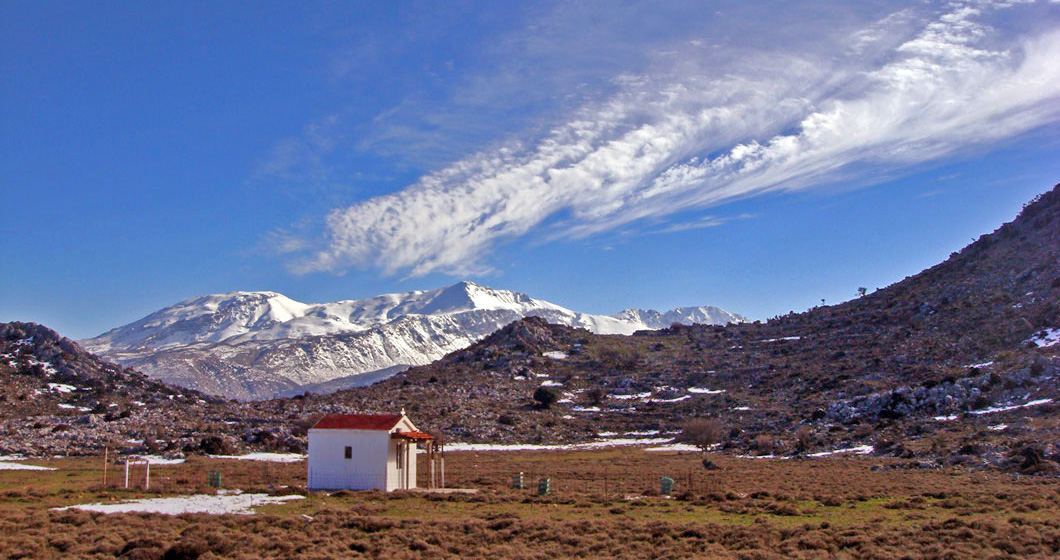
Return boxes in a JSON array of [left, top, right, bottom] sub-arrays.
[[82, 281, 744, 400]]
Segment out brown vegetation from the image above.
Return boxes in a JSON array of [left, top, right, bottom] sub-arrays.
[[2, 448, 1060, 559]]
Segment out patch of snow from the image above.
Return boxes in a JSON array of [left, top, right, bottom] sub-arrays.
[[732, 406, 752, 411], [609, 392, 652, 400], [540, 380, 562, 387], [571, 406, 601, 413], [965, 361, 994, 369], [988, 424, 1008, 431], [760, 336, 801, 343], [933, 415, 958, 421], [512, 376, 527, 381], [533, 372, 550, 378], [1028, 328, 1060, 348], [556, 398, 573, 404], [0, 460, 55, 471], [735, 454, 785, 460], [687, 387, 725, 394], [54, 492, 304, 515], [970, 398, 1053, 416], [446, 437, 673, 452], [207, 453, 306, 463], [644, 443, 701, 452], [132, 401, 146, 406], [806, 445, 874, 457], [47, 383, 77, 393], [139, 455, 187, 465], [542, 351, 567, 360], [648, 395, 691, 403]]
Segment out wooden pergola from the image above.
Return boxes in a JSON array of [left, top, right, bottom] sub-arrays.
[[391, 430, 444, 489]]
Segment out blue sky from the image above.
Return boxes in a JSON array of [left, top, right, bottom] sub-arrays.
[[3, 0, 1060, 340]]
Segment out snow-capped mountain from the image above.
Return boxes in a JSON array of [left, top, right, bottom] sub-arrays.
[[82, 281, 744, 400]]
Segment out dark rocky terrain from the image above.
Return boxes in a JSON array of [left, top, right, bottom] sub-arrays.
[[0, 322, 302, 457], [301, 183, 1060, 472], [2, 183, 1058, 475]]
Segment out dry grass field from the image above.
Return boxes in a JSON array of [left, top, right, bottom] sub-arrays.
[[1, 448, 1059, 559]]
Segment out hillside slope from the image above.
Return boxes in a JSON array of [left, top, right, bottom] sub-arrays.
[[300, 184, 1060, 470]]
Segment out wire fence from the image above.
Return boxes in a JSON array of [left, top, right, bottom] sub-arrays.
[[451, 466, 724, 498]]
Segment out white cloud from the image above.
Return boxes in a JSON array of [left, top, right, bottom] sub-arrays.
[[292, 1, 1060, 277]]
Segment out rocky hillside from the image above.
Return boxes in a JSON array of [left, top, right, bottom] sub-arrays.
[[0, 322, 303, 457], [294, 183, 1060, 472], [3, 183, 1058, 476], [83, 281, 743, 400]]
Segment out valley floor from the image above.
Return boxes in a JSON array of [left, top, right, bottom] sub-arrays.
[[0, 447, 1058, 558]]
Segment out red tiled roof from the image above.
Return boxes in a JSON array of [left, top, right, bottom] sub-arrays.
[[391, 430, 434, 440], [311, 414, 404, 431]]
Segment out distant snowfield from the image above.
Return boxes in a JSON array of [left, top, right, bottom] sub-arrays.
[[55, 492, 304, 515], [81, 282, 745, 400], [446, 437, 675, 452], [932, 397, 1054, 421], [0, 456, 55, 471], [140, 455, 187, 465], [208, 452, 306, 463], [970, 398, 1052, 415], [807, 445, 875, 457]]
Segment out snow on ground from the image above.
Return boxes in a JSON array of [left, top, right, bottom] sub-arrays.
[[687, 387, 725, 394], [970, 398, 1053, 415], [58, 403, 91, 412], [965, 361, 994, 369], [735, 454, 786, 460], [47, 383, 77, 393], [806, 445, 874, 458], [648, 395, 691, 403], [760, 336, 802, 343], [609, 392, 652, 400], [0, 457, 55, 471], [933, 415, 958, 421], [989, 424, 1008, 431], [1028, 328, 1060, 348], [540, 380, 562, 387], [55, 492, 304, 515], [447, 437, 675, 452], [542, 351, 568, 360], [644, 442, 700, 452], [732, 406, 751, 411], [139, 455, 188, 465], [571, 405, 601, 412], [208, 453, 306, 463]]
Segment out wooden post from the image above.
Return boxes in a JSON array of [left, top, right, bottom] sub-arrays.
[[124, 459, 130, 488], [440, 453, 445, 489], [145, 462, 150, 490], [429, 443, 436, 489], [102, 448, 108, 487], [404, 441, 410, 490]]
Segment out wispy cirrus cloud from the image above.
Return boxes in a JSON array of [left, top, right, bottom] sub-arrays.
[[289, 1, 1060, 277]]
